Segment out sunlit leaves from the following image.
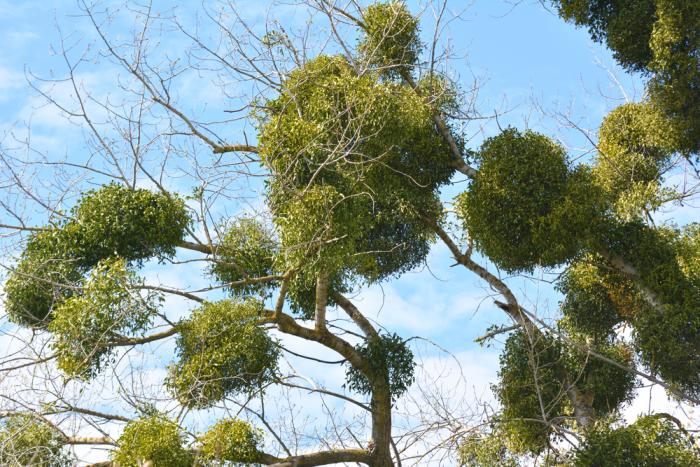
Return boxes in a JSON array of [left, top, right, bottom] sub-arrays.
[[648, 0, 700, 155], [456, 128, 601, 273], [198, 419, 263, 464], [210, 217, 278, 297], [0, 416, 70, 467], [574, 415, 699, 466], [358, 1, 421, 78], [167, 299, 279, 409], [4, 183, 189, 327], [112, 416, 193, 467], [345, 333, 415, 403], [594, 102, 682, 220], [458, 431, 520, 467], [70, 183, 190, 265], [48, 257, 157, 380]]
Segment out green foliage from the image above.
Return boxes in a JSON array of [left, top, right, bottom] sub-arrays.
[[458, 431, 520, 467], [599, 221, 700, 396], [358, 1, 421, 78], [558, 260, 627, 339], [553, 0, 700, 155], [495, 330, 566, 454], [647, 0, 700, 155], [70, 183, 190, 265], [274, 185, 363, 280], [210, 217, 278, 297], [675, 223, 700, 285], [48, 257, 157, 379], [4, 229, 84, 328], [259, 54, 452, 314], [0, 416, 70, 466], [199, 419, 263, 464], [345, 332, 415, 402], [167, 298, 279, 408], [553, 0, 656, 71], [456, 128, 601, 273], [417, 73, 461, 116], [112, 415, 193, 467], [274, 185, 438, 316], [594, 102, 682, 219], [4, 184, 189, 327], [564, 342, 637, 416], [574, 415, 699, 466]]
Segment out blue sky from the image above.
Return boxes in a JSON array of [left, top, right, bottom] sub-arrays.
[[0, 0, 695, 464]]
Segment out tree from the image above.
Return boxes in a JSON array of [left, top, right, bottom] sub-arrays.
[[0, 0, 699, 465]]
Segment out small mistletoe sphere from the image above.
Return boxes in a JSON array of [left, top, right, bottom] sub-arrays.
[[594, 102, 682, 218], [344, 332, 416, 403], [563, 340, 637, 416], [456, 128, 600, 273], [112, 416, 193, 467], [199, 419, 262, 464], [48, 257, 156, 380], [495, 329, 565, 455], [167, 299, 279, 409], [210, 216, 278, 297], [71, 183, 190, 265], [358, 1, 422, 78]]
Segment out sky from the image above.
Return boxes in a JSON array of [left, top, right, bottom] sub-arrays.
[[0, 0, 697, 465]]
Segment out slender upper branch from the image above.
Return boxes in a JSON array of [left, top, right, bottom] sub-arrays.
[[330, 291, 379, 340]]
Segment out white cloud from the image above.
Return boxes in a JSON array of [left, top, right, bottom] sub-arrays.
[[0, 67, 23, 103]]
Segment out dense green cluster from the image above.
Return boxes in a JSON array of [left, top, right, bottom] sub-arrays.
[[553, 0, 656, 71], [69, 183, 190, 265], [495, 329, 635, 455], [675, 223, 700, 285], [574, 415, 699, 466], [647, 0, 700, 155], [358, 1, 421, 78], [210, 217, 277, 297], [0, 416, 70, 467], [594, 102, 682, 220], [456, 128, 601, 272], [5, 183, 189, 327], [495, 330, 566, 454], [564, 342, 637, 416], [112, 416, 193, 467], [345, 333, 415, 402], [167, 299, 279, 408], [599, 221, 700, 396], [48, 257, 157, 379], [553, 0, 700, 155], [558, 260, 628, 339], [4, 229, 84, 327], [198, 419, 262, 464], [259, 54, 453, 314]]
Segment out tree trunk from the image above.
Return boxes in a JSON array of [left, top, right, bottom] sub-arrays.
[[370, 382, 394, 466]]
